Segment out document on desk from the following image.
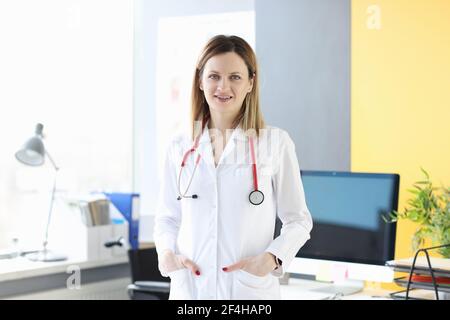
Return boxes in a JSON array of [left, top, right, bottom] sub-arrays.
[[386, 257, 450, 275], [391, 289, 439, 300]]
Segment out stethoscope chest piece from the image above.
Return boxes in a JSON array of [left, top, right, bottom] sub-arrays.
[[249, 190, 264, 206]]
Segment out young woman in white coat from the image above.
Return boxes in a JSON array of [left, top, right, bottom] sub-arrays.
[[154, 35, 313, 300]]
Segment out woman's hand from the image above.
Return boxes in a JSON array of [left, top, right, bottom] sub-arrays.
[[159, 250, 201, 276], [222, 252, 278, 277]]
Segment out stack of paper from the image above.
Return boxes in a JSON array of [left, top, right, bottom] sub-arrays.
[[78, 199, 111, 227], [386, 257, 450, 275]]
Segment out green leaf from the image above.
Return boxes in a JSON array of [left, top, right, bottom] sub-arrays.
[[382, 210, 399, 223], [407, 210, 420, 222], [407, 188, 420, 195], [420, 167, 430, 179]]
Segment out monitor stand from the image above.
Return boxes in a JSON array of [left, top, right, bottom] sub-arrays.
[[310, 279, 364, 296]]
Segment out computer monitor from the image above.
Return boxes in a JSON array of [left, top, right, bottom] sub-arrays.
[[281, 170, 399, 295]]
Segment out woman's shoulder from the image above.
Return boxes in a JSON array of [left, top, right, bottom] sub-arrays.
[[167, 131, 189, 145], [260, 125, 294, 145], [162, 131, 192, 164], [261, 125, 289, 135], [164, 128, 193, 153]]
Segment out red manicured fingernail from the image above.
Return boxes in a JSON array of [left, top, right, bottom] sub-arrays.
[[222, 267, 228, 272], [195, 270, 200, 276]]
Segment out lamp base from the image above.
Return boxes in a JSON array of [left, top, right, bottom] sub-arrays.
[[26, 250, 67, 262]]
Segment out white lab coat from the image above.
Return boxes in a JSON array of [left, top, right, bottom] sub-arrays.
[[154, 125, 313, 300]]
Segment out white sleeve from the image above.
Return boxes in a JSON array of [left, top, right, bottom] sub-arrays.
[[153, 142, 182, 276], [266, 131, 313, 276]]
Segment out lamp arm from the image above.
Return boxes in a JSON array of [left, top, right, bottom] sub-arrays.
[[45, 150, 59, 171], [42, 151, 59, 253], [42, 168, 57, 252]]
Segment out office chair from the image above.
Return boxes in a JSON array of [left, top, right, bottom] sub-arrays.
[[127, 247, 170, 300]]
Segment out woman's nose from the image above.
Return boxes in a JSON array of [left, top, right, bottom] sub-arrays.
[[217, 77, 230, 90]]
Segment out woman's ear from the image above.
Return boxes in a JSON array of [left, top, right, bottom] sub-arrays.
[[248, 77, 254, 93]]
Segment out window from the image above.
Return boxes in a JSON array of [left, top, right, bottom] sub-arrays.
[[0, 0, 134, 250]]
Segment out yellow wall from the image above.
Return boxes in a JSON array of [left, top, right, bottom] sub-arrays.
[[351, 0, 450, 285]]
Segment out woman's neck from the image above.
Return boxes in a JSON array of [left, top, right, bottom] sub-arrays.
[[208, 113, 236, 134], [208, 113, 237, 167]]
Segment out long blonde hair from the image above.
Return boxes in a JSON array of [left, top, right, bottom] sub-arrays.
[[190, 35, 265, 139]]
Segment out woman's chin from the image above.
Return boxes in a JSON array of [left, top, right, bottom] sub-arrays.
[[210, 103, 237, 113]]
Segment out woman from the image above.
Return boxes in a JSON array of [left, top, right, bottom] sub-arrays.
[[154, 35, 312, 300]]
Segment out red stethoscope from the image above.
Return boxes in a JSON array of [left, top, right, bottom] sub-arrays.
[[176, 126, 264, 206]]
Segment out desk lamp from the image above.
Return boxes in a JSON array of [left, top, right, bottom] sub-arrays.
[[15, 123, 67, 262]]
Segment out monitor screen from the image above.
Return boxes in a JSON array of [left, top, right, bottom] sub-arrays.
[[281, 171, 399, 266]]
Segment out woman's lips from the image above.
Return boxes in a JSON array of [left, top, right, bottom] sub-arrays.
[[214, 95, 233, 103]]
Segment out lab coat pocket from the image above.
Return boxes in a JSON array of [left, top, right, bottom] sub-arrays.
[[168, 268, 193, 300], [235, 167, 251, 176], [260, 165, 273, 176], [233, 269, 274, 300]]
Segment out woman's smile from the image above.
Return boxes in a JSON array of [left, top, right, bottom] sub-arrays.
[[214, 95, 233, 103]]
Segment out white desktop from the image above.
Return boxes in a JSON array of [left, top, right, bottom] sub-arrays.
[[282, 257, 394, 299], [279, 276, 392, 300]]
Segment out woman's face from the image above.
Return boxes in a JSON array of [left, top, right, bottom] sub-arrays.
[[200, 52, 254, 119]]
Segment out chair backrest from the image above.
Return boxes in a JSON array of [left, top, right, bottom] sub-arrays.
[[127, 247, 169, 283]]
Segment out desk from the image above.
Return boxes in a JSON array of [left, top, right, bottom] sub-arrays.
[[1, 252, 392, 300], [280, 278, 392, 300], [0, 255, 129, 298]]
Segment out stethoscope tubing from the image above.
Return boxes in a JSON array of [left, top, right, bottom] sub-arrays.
[[176, 128, 263, 205]]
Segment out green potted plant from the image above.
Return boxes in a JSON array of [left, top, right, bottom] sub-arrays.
[[383, 168, 450, 258]]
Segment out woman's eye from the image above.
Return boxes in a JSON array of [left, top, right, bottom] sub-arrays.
[[231, 75, 241, 80], [209, 74, 219, 80]]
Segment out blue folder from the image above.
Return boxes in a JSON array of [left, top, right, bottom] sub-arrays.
[[104, 192, 140, 250]]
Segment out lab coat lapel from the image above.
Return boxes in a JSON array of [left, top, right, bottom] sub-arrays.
[[196, 125, 248, 169], [196, 128, 216, 175], [216, 131, 235, 167], [218, 127, 248, 167]]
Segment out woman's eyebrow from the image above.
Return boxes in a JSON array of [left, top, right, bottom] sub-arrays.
[[209, 70, 243, 75]]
